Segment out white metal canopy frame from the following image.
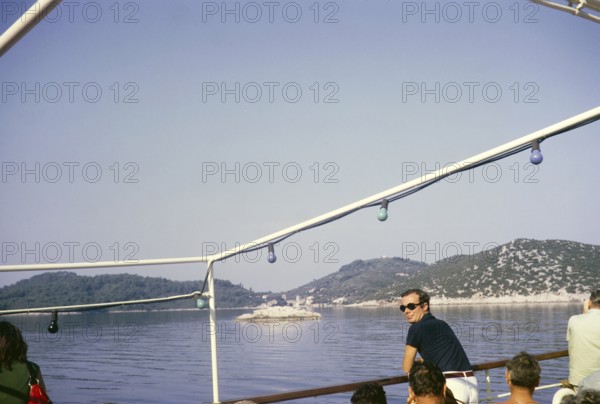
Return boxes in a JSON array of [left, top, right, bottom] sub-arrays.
[[1, 0, 599, 59], [1, 3, 600, 402], [1, 106, 600, 403], [532, 0, 600, 24], [0, 0, 63, 58]]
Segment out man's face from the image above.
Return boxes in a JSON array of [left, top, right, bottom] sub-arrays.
[[400, 293, 428, 324]]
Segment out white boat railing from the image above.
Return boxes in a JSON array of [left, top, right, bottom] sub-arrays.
[[216, 350, 569, 404]]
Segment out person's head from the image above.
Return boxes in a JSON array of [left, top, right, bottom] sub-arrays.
[[409, 361, 446, 400], [589, 289, 600, 309], [351, 383, 387, 404], [560, 389, 600, 404], [505, 351, 541, 392], [400, 289, 430, 324], [0, 321, 28, 369], [579, 389, 600, 403]]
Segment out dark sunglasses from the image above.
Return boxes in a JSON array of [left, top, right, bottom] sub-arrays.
[[399, 303, 422, 312]]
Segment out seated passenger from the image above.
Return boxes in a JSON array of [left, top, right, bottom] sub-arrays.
[[497, 351, 540, 404], [351, 383, 387, 404], [408, 361, 458, 404]]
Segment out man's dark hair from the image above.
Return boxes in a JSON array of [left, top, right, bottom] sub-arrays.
[[578, 389, 600, 403], [409, 361, 446, 397], [401, 289, 430, 307], [560, 389, 600, 404], [590, 289, 600, 307], [350, 383, 387, 404], [506, 351, 541, 389]]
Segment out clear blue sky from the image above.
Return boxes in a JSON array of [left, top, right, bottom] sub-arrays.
[[1, 0, 599, 293]]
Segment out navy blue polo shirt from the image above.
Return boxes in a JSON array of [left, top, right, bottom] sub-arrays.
[[406, 312, 472, 372]]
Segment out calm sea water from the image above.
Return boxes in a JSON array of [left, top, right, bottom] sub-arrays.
[[10, 303, 582, 404]]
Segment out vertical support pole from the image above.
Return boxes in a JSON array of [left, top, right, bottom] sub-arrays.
[[485, 369, 492, 403], [208, 261, 220, 403]]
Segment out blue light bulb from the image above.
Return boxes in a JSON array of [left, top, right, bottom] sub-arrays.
[[196, 298, 207, 309], [530, 141, 543, 165], [530, 149, 543, 165], [267, 244, 277, 263], [377, 208, 388, 221], [377, 199, 389, 222]]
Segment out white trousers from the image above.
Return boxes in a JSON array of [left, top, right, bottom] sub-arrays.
[[446, 375, 479, 404]]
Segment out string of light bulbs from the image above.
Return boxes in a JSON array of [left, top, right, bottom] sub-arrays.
[[256, 138, 546, 261], [232, 109, 598, 263], [0, 291, 209, 334], [2, 107, 600, 326]]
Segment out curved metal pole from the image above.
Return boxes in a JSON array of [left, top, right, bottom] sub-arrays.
[[0, 255, 210, 273], [531, 0, 600, 23], [207, 260, 220, 403], [0, 291, 209, 314], [208, 105, 600, 264], [0, 0, 63, 57], [1, 106, 600, 275]]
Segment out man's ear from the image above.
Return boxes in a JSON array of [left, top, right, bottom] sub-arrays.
[[442, 384, 447, 397], [505, 370, 510, 384]]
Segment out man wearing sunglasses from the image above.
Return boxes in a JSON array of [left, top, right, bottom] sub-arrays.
[[400, 289, 478, 404]]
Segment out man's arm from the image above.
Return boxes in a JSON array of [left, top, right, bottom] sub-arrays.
[[403, 344, 418, 373]]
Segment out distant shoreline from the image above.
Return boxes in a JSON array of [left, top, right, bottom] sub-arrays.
[[344, 294, 587, 307], [8, 295, 584, 316]]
